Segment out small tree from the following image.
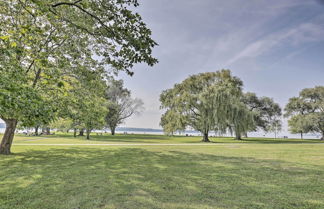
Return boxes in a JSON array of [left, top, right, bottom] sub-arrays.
[[268, 118, 282, 139], [288, 115, 312, 139], [160, 110, 186, 135], [285, 86, 324, 140], [105, 79, 144, 135]]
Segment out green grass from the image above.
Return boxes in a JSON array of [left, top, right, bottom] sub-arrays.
[[0, 134, 324, 209], [9, 132, 324, 144]]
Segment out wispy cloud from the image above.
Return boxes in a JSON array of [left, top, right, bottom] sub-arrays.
[[225, 15, 324, 65]]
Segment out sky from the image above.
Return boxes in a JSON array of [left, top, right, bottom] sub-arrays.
[[2, 0, 323, 136], [119, 0, 324, 134]]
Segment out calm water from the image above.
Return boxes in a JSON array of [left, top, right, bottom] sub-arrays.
[[0, 128, 319, 139]]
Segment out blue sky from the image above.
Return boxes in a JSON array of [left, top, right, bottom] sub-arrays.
[[120, 0, 324, 133]]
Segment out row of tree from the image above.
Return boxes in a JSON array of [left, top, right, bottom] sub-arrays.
[[160, 70, 323, 142], [0, 0, 157, 155], [25, 77, 143, 139], [46, 77, 143, 139]]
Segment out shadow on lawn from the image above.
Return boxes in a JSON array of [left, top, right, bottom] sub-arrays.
[[241, 138, 323, 144], [1, 148, 324, 209], [14, 133, 324, 144]]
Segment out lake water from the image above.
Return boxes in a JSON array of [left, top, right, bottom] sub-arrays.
[[0, 128, 320, 139]]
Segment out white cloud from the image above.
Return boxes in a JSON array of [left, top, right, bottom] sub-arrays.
[[225, 16, 324, 65]]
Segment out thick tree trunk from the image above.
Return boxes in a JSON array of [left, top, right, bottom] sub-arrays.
[[321, 131, 324, 141], [235, 132, 242, 140], [86, 129, 91, 140], [35, 126, 39, 136], [202, 132, 210, 142], [73, 128, 77, 138], [111, 127, 116, 135], [46, 127, 50, 135], [0, 119, 18, 155], [79, 129, 84, 136]]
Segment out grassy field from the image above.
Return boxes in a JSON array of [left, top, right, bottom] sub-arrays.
[[1, 133, 324, 209]]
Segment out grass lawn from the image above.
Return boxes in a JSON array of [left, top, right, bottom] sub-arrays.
[[0, 133, 324, 209]]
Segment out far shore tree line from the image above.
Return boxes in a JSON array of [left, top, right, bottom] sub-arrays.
[[160, 70, 324, 142]]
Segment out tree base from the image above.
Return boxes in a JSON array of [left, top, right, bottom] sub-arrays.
[[0, 119, 17, 155]]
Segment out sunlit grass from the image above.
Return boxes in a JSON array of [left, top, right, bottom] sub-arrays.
[[0, 134, 324, 208], [7, 132, 324, 144]]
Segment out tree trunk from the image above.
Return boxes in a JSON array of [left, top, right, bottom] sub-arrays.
[[73, 128, 77, 138], [244, 132, 248, 138], [46, 127, 50, 135], [111, 126, 116, 135], [235, 132, 242, 140], [42, 127, 50, 135], [86, 129, 91, 140], [321, 131, 324, 141], [0, 119, 18, 155], [35, 126, 39, 136], [301, 132, 303, 140], [79, 129, 84, 136], [202, 132, 210, 142]]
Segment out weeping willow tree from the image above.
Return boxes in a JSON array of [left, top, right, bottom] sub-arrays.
[[226, 101, 255, 140], [160, 70, 253, 142]]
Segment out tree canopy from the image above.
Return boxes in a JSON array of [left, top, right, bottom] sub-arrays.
[[0, 0, 157, 154], [160, 70, 283, 141], [285, 86, 324, 139], [105, 78, 144, 135], [242, 92, 282, 137], [160, 70, 254, 141]]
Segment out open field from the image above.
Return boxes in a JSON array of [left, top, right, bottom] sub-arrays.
[[1, 134, 324, 209]]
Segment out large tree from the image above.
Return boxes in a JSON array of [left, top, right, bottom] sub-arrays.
[[285, 86, 324, 140], [105, 78, 143, 135], [160, 70, 252, 142], [0, 0, 157, 154]]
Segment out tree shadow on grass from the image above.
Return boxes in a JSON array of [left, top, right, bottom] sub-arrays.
[[69, 134, 324, 144], [14, 133, 324, 144], [1, 148, 323, 209], [241, 138, 323, 144]]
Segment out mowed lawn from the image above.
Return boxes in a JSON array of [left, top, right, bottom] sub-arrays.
[[0, 134, 324, 209]]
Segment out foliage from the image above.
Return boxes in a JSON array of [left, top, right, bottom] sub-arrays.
[[242, 92, 282, 135], [105, 78, 143, 135], [160, 70, 254, 141], [160, 110, 186, 135], [0, 0, 157, 153], [285, 86, 324, 139], [50, 118, 74, 132]]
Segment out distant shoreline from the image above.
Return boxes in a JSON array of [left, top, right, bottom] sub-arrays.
[[0, 125, 320, 139]]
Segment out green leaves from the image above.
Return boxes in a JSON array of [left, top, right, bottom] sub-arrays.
[[285, 86, 324, 138], [160, 70, 250, 139], [0, 0, 157, 142]]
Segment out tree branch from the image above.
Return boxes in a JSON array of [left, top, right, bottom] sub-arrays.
[[51, 0, 116, 38]]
